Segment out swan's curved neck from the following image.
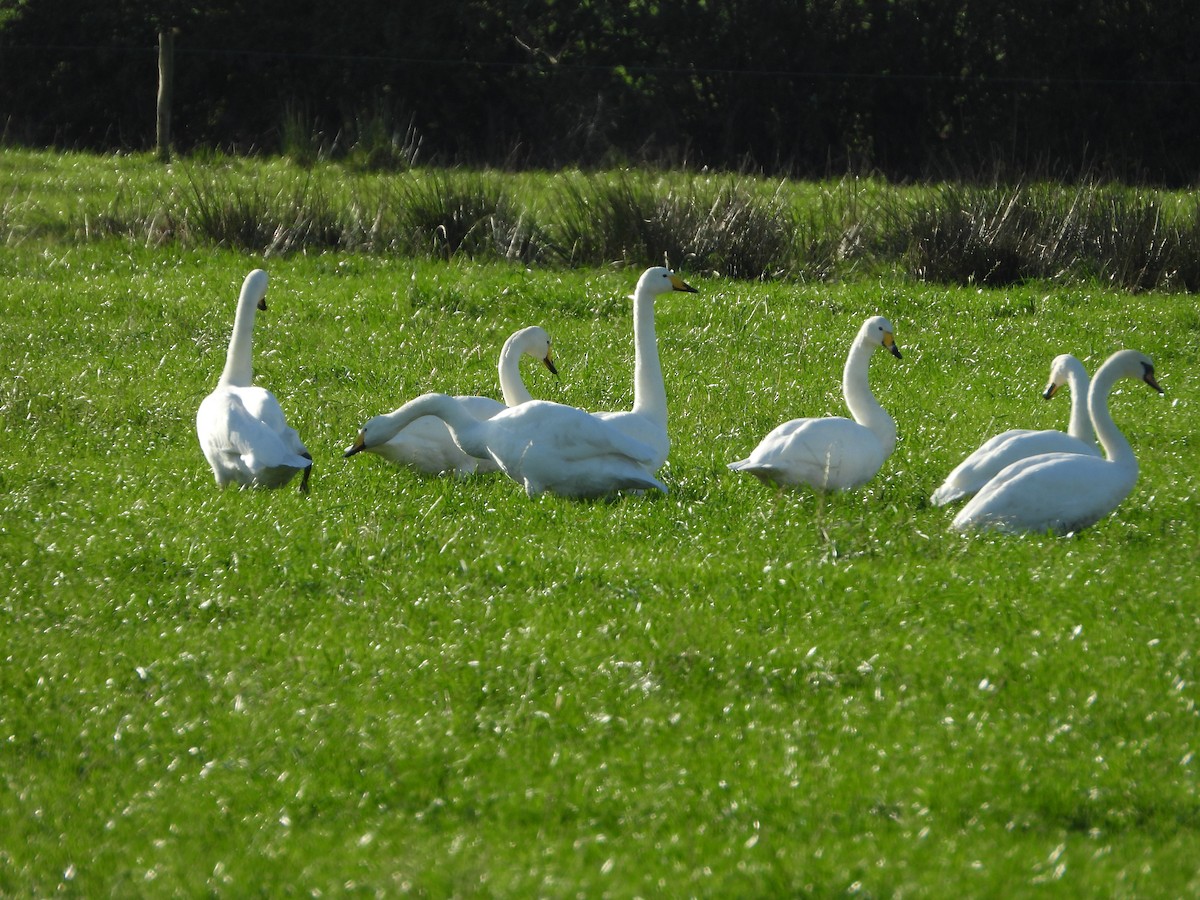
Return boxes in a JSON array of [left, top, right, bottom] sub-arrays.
[[630, 286, 667, 424], [843, 339, 895, 452], [372, 394, 489, 457], [220, 291, 258, 387], [499, 335, 532, 406], [1088, 363, 1136, 469], [1064, 361, 1096, 444]]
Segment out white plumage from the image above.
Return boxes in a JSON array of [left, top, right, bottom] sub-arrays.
[[591, 266, 698, 472], [347, 394, 665, 499], [930, 353, 1098, 506], [729, 315, 902, 491], [361, 325, 557, 476], [196, 270, 312, 492], [952, 349, 1162, 535]]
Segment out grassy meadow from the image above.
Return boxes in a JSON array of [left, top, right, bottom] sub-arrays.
[[2, 151, 1199, 895]]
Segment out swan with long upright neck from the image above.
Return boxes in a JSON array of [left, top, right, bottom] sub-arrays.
[[592, 267, 698, 471], [362, 325, 557, 476], [930, 353, 1098, 506], [728, 316, 902, 491], [952, 349, 1162, 534], [346, 393, 665, 499], [196, 269, 312, 491]]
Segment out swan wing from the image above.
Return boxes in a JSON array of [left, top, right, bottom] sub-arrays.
[[497, 402, 659, 466], [198, 389, 311, 488], [487, 402, 665, 498], [931, 428, 1100, 506], [952, 453, 1138, 534], [592, 410, 669, 470], [371, 415, 498, 476], [233, 386, 310, 458], [730, 417, 886, 491]]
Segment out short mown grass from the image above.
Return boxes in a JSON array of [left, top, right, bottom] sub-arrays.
[[1, 152, 1199, 895]]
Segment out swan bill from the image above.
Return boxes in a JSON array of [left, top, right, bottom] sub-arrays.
[[669, 274, 698, 293], [344, 432, 367, 457], [543, 354, 559, 376], [883, 333, 902, 360], [1142, 363, 1163, 393]]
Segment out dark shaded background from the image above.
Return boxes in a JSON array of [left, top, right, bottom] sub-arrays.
[[1, 0, 1197, 183]]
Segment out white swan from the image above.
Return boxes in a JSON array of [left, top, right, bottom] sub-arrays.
[[346, 394, 666, 499], [728, 315, 902, 491], [360, 325, 557, 476], [196, 269, 312, 491], [930, 353, 1099, 506], [952, 349, 1162, 535], [591, 266, 698, 471]]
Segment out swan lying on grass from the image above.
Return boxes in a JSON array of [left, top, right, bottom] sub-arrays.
[[729, 315, 902, 491], [360, 325, 557, 476], [196, 269, 312, 492], [346, 394, 666, 499], [931, 353, 1098, 506], [952, 349, 1162, 535]]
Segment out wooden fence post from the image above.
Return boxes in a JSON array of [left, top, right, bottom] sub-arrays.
[[156, 28, 175, 162]]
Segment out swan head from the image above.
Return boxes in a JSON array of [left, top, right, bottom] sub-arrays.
[[510, 325, 558, 375], [1106, 349, 1163, 394], [344, 394, 466, 458], [243, 269, 268, 311], [634, 266, 698, 299], [859, 315, 902, 359], [344, 411, 397, 457], [1042, 353, 1084, 400]]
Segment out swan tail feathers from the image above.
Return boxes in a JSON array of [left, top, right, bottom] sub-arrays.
[[729, 459, 782, 483], [929, 484, 967, 507]]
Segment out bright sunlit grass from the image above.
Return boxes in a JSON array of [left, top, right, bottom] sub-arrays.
[[2, 159, 1199, 895]]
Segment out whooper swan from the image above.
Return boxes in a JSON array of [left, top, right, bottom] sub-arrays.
[[196, 270, 312, 492], [729, 315, 902, 491], [952, 349, 1162, 535], [361, 325, 557, 476], [591, 266, 698, 471], [346, 394, 666, 499], [930, 353, 1098, 506]]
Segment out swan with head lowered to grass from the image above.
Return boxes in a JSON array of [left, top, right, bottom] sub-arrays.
[[590, 266, 698, 471], [951, 349, 1163, 535], [360, 325, 558, 476], [728, 315, 902, 491], [930, 353, 1098, 506], [196, 269, 312, 492], [346, 394, 666, 499]]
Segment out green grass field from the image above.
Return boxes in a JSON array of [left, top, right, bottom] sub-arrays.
[[2, 153, 1199, 896]]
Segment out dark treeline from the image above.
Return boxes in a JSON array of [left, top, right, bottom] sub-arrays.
[[2, 0, 1198, 183]]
